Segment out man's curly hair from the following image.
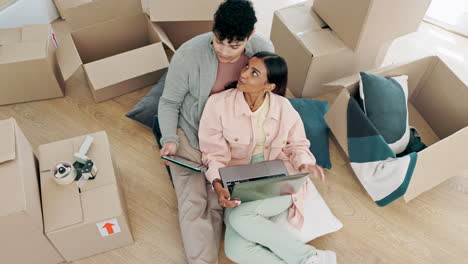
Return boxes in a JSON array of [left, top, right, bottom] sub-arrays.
[[213, 0, 257, 43]]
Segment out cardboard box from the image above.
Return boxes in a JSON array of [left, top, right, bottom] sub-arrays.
[[0, 24, 65, 106], [271, 2, 391, 98], [312, 0, 431, 51], [325, 56, 468, 202], [38, 131, 133, 262], [56, 0, 175, 102], [52, 0, 91, 19], [149, 0, 222, 48], [0, 118, 64, 264]]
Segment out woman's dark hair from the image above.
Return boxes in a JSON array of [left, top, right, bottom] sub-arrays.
[[225, 52, 288, 96], [212, 0, 257, 42], [253, 51, 288, 96]]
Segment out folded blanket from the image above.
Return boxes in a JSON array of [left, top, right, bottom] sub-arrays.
[[347, 97, 418, 206]]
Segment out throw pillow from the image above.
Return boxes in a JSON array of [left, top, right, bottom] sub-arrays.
[[126, 69, 168, 128], [358, 72, 410, 154], [288, 98, 331, 169], [270, 178, 343, 243]]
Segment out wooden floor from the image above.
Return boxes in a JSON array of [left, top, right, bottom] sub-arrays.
[[2, 1, 468, 263]]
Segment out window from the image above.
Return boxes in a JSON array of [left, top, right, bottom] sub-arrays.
[[425, 0, 468, 37]]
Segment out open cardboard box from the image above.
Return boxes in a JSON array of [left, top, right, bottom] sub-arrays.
[[38, 131, 133, 262], [325, 56, 468, 202], [271, 2, 391, 98], [149, 0, 222, 48], [0, 24, 65, 106], [312, 0, 431, 52], [57, 0, 175, 102], [0, 118, 64, 264]]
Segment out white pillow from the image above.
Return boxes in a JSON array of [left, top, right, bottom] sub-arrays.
[[270, 179, 343, 243]]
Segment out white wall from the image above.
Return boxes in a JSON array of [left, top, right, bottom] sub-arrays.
[[0, 0, 59, 28]]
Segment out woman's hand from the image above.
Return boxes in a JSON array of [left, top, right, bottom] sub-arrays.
[[213, 181, 241, 208], [160, 142, 177, 165], [299, 163, 325, 182]]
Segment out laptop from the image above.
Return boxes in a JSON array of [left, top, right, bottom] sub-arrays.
[[220, 160, 289, 194], [231, 173, 309, 202], [219, 160, 309, 202]]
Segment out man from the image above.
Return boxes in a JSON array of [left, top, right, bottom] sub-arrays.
[[158, 0, 274, 263]]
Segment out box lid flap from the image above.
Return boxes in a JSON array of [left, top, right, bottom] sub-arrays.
[[276, 2, 326, 33], [0, 27, 21, 45], [56, 34, 83, 81], [81, 184, 123, 223], [150, 22, 175, 52], [0, 118, 16, 164], [0, 118, 26, 218], [404, 126, 468, 202], [149, 0, 221, 22], [21, 24, 51, 43], [0, 41, 47, 64], [298, 29, 347, 57], [41, 173, 83, 233], [66, 0, 143, 31], [83, 42, 168, 90], [55, 0, 93, 11]]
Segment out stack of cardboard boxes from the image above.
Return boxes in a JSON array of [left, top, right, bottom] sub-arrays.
[[0, 118, 133, 263], [271, 0, 432, 98]]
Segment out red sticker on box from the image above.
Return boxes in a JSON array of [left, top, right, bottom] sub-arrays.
[[96, 218, 121, 237]]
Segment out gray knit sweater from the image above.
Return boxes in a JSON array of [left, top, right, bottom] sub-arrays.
[[158, 32, 274, 150]]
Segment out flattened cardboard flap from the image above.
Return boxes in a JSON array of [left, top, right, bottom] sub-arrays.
[[21, 24, 51, 43], [83, 42, 169, 90], [149, 0, 221, 22], [66, 0, 143, 31], [276, 2, 326, 33], [150, 21, 175, 52], [56, 34, 82, 81], [0, 28, 22, 45], [0, 118, 16, 164], [0, 41, 47, 64], [299, 29, 347, 57]]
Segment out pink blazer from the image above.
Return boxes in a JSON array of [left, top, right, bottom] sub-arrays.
[[199, 88, 318, 181], [199, 89, 319, 229]]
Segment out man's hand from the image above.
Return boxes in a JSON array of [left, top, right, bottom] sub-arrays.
[[160, 142, 177, 165], [299, 163, 325, 182], [213, 181, 241, 208]]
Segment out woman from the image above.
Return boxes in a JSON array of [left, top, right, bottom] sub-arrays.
[[198, 52, 336, 264]]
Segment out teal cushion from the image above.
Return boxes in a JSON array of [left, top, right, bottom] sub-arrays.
[[126, 70, 167, 128], [359, 72, 410, 154], [288, 99, 331, 169]]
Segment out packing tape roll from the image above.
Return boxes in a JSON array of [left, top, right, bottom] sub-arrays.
[[52, 161, 77, 185]]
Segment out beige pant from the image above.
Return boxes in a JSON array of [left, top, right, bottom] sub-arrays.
[[170, 129, 223, 264]]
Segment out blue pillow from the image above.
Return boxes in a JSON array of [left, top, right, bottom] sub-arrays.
[[358, 72, 410, 154], [288, 98, 331, 169], [126, 70, 167, 128]]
